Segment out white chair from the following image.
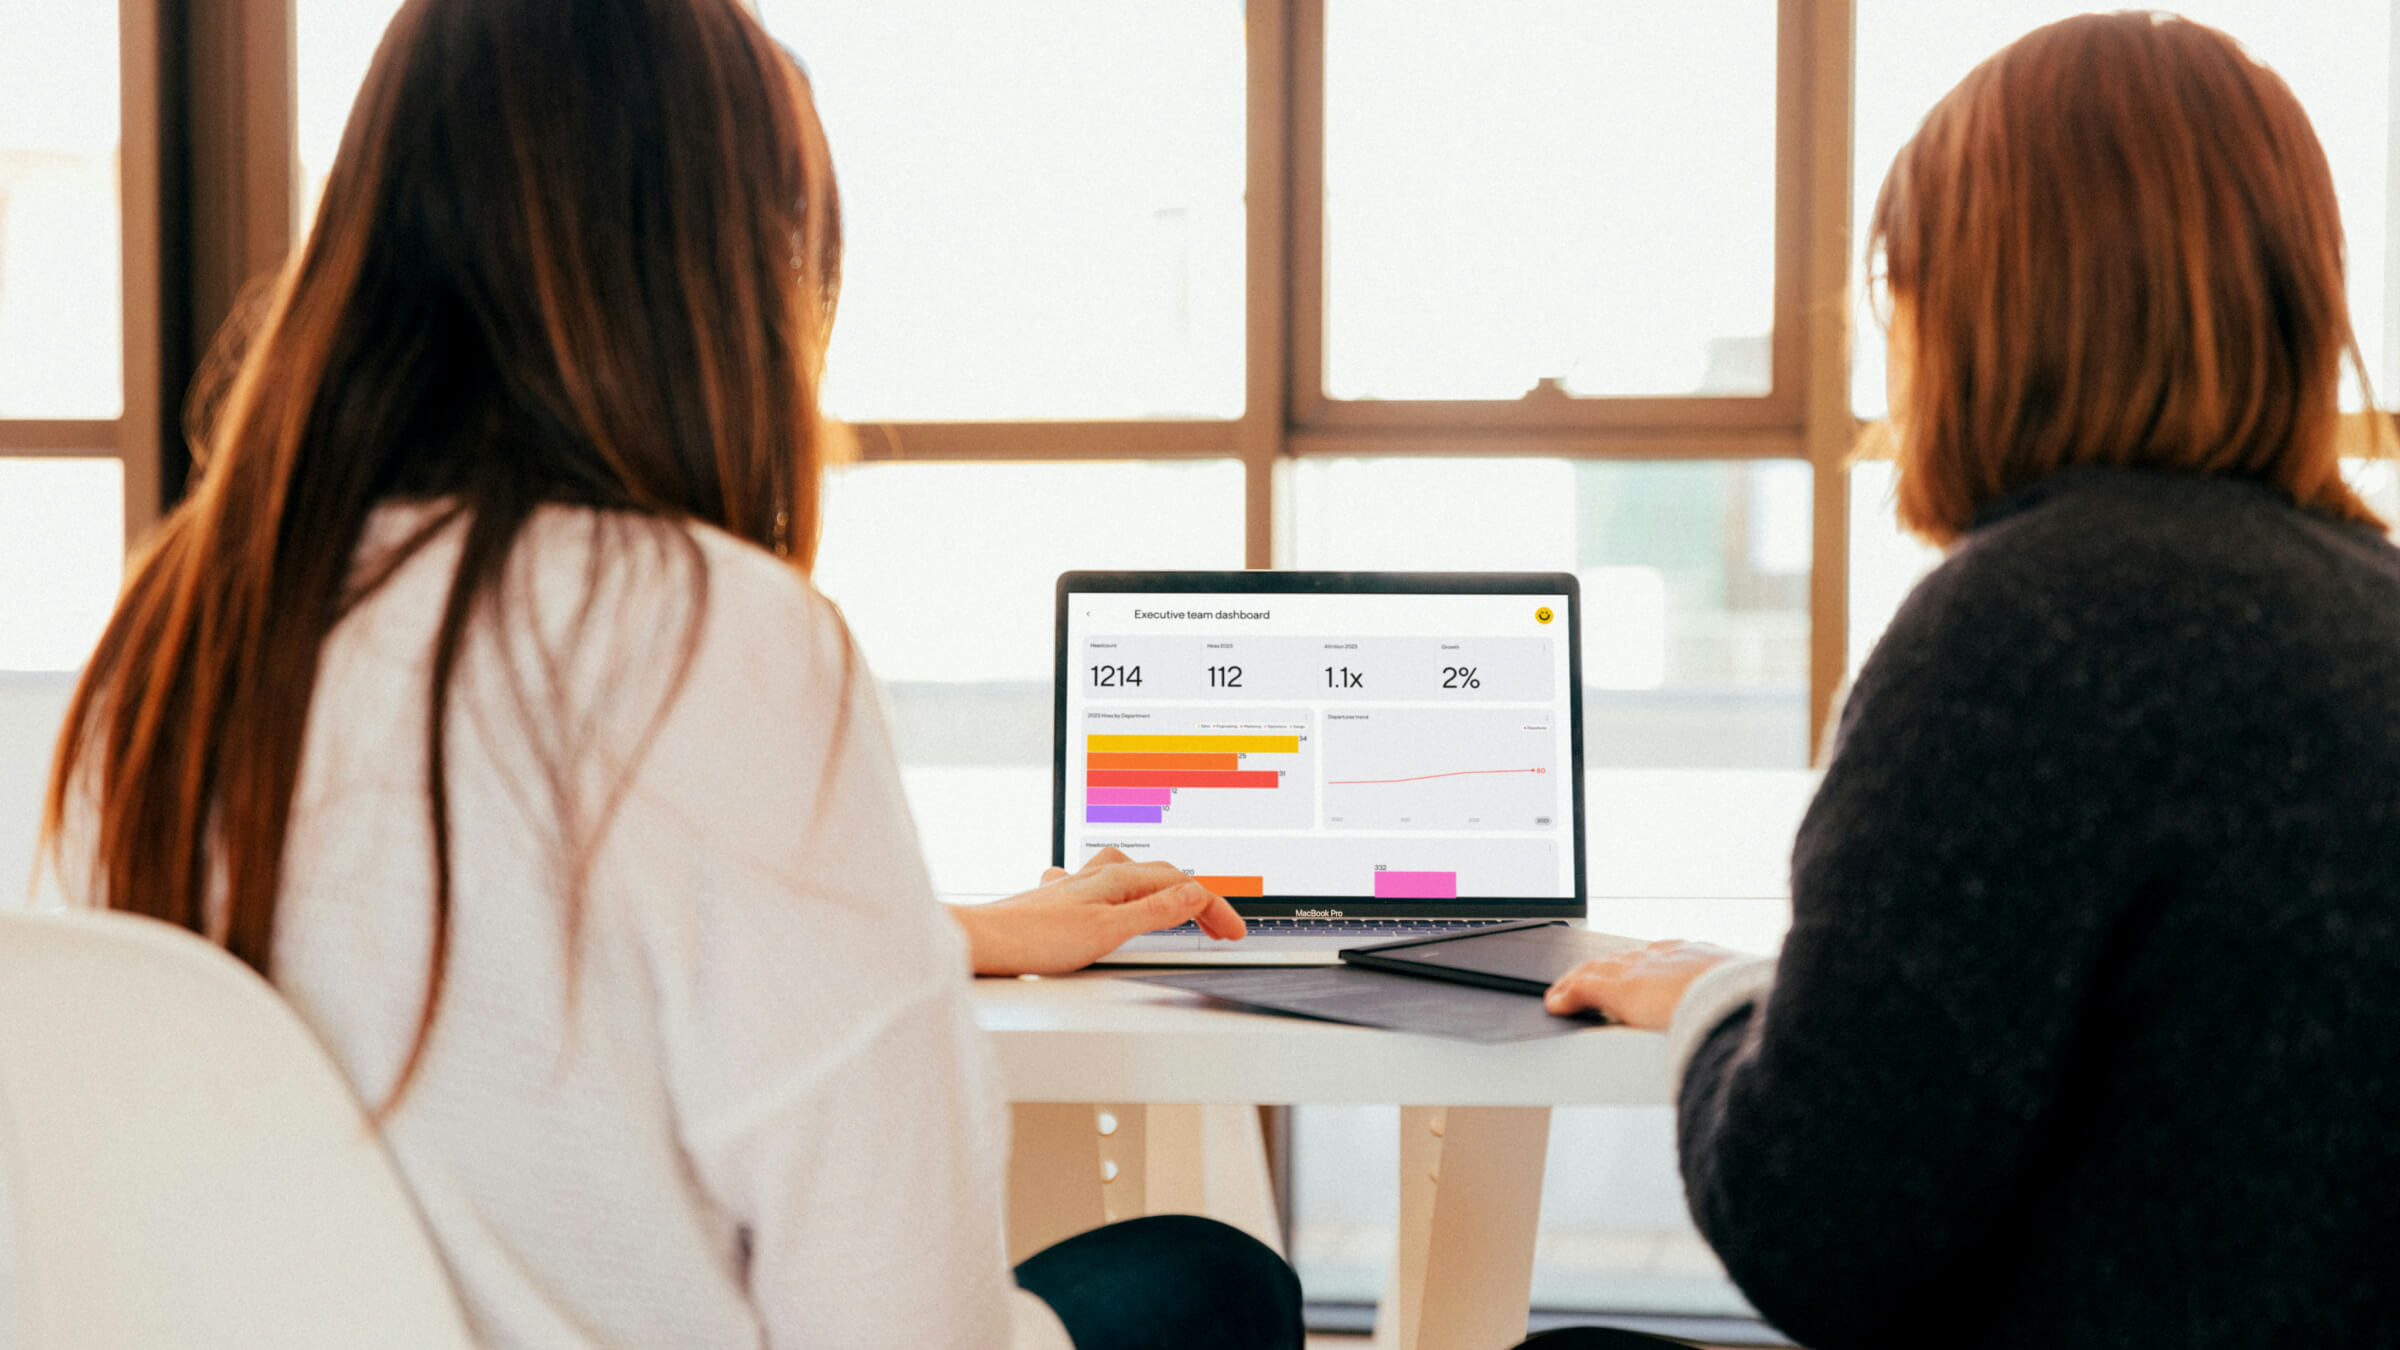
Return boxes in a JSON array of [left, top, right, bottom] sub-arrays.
[[0, 906, 474, 1349]]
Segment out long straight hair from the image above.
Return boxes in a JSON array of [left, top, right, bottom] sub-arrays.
[[44, 0, 842, 1107]]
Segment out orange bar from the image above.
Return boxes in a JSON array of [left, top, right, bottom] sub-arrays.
[[1191, 875, 1265, 898], [1087, 752, 1240, 773]]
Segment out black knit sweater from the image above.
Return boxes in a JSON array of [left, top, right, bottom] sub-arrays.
[[1680, 467, 2400, 1348]]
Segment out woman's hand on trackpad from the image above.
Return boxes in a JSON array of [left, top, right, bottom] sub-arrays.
[[950, 848, 1247, 975]]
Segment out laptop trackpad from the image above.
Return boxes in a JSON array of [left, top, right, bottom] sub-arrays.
[[1113, 929, 1206, 952]]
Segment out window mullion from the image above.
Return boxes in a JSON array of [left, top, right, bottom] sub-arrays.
[[1800, 0, 1859, 759], [1246, 0, 1296, 569]]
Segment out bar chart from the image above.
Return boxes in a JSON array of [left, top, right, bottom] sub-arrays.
[[1372, 869, 1459, 899], [1069, 835, 1563, 900], [1079, 708, 1313, 830]]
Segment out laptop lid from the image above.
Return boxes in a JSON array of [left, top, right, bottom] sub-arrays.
[[1054, 571, 1586, 921]]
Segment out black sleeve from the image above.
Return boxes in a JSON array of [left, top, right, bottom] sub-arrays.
[[1676, 543, 2167, 1346]]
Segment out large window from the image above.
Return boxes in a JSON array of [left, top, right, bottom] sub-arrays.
[[0, 0, 131, 904], [762, 0, 1248, 421], [1322, 1, 1780, 403], [0, 0, 122, 419], [0, 0, 127, 679]]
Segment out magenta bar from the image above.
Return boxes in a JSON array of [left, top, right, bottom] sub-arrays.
[[1087, 787, 1173, 807], [1373, 870, 1459, 900]]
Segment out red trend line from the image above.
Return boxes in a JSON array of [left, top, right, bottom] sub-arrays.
[[1326, 768, 1547, 785]]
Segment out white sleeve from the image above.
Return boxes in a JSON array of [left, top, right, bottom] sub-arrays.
[[605, 545, 1022, 1350], [1663, 955, 1777, 1094]]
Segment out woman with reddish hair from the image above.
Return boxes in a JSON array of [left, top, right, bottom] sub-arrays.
[[1539, 13, 2400, 1347]]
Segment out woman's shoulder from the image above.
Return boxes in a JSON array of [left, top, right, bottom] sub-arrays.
[[512, 505, 830, 619], [498, 507, 930, 917], [1902, 468, 2396, 638], [342, 502, 876, 817], [1959, 466, 2398, 580], [491, 506, 852, 692], [1854, 466, 2400, 746]]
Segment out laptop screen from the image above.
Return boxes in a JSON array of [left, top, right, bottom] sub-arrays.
[[1055, 573, 1585, 917]]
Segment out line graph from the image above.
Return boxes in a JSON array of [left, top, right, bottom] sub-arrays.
[[1321, 708, 1562, 831], [1327, 767, 1550, 786]]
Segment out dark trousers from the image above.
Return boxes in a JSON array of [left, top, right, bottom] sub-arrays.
[[1013, 1214, 1304, 1350]]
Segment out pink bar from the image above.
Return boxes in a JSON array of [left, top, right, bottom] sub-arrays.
[[1373, 870, 1459, 900], [1088, 787, 1172, 806]]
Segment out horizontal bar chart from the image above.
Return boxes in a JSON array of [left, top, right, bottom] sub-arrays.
[[1086, 804, 1165, 824], [1372, 870, 1459, 900], [1087, 733, 1301, 755], [1079, 720, 1307, 831], [1089, 770, 1281, 790], [1086, 752, 1239, 773], [1191, 875, 1265, 897]]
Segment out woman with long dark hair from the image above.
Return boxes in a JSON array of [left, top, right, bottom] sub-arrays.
[[43, 1, 1291, 1345], [1538, 12, 2400, 1348]]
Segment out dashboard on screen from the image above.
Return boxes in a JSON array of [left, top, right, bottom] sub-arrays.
[[1054, 573, 1585, 917]]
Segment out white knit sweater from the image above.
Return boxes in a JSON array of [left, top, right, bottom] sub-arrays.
[[230, 505, 1063, 1348]]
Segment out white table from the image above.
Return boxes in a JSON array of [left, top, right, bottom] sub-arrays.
[[974, 967, 1675, 1350]]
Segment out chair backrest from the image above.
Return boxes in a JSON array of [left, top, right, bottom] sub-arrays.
[[0, 906, 475, 1349]]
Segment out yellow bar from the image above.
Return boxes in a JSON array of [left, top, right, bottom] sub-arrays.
[[1086, 733, 1301, 755]]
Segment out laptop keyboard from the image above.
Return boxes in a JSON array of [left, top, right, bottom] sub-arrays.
[[1156, 918, 1514, 939]]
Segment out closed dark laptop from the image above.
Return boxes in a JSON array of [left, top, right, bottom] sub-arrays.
[[1339, 919, 1646, 995]]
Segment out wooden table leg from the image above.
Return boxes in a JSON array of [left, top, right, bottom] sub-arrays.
[[1195, 1102, 1285, 1256], [1006, 1103, 1106, 1264], [1376, 1105, 1553, 1350], [1008, 1103, 1286, 1264]]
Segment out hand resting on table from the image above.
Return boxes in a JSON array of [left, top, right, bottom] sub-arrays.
[[1543, 940, 1738, 1030]]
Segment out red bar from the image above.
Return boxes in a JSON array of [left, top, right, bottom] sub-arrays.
[[1088, 770, 1281, 789]]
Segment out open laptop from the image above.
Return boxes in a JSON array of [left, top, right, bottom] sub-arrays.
[[1057, 571, 1587, 965]]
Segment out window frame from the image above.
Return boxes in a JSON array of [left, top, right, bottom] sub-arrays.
[[1285, 0, 1811, 435], [82, 0, 2400, 748], [105, 0, 1855, 734], [833, 0, 1858, 751], [0, 0, 164, 548], [0, 0, 300, 579]]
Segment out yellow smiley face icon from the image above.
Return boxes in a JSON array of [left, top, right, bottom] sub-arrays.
[[1535, 606, 1554, 625]]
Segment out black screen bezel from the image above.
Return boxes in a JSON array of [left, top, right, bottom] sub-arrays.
[[1053, 570, 1587, 920]]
